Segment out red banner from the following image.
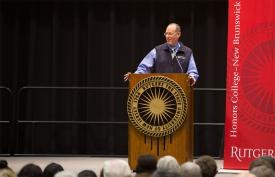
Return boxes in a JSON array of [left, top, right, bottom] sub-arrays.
[[224, 0, 275, 169]]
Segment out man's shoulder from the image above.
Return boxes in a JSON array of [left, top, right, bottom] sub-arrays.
[[155, 43, 169, 51], [155, 43, 168, 50]]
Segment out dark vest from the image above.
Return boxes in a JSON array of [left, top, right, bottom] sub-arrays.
[[154, 42, 192, 73]]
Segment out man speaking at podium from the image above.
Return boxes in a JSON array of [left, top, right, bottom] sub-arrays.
[[124, 23, 199, 86]]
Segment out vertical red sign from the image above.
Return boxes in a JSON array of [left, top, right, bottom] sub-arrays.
[[224, 0, 275, 169]]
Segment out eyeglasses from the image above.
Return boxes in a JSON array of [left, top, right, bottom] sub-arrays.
[[164, 32, 177, 36]]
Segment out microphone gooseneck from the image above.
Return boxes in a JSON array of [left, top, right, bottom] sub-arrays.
[[171, 49, 184, 73]]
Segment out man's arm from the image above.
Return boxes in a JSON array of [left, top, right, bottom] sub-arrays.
[[135, 49, 156, 73], [186, 54, 199, 86], [123, 49, 156, 81]]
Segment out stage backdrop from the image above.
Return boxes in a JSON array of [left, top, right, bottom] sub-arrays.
[[224, 0, 275, 169]]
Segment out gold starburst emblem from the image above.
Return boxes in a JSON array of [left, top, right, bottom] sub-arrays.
[[127, 76, 188, 137]]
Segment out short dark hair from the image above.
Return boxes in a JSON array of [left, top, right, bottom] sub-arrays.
[[0, 160, 8, 169], [195, 155, 217, 177], [43, 162, 64, 177], [135, 154, 157, 173], [250, 165, 275, 177], [78, 170, 97, 177], [259, 156, 275, 171], [249, 158, 273, 171], [18, 163, 43, 177]]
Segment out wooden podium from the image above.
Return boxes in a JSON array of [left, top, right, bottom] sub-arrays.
[[127, 73, 194, 169]]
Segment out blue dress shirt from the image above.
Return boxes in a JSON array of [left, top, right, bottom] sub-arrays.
[[134, 43, 199, 81]]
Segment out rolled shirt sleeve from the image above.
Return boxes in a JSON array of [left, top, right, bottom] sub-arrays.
[[134, 49, 156, 74], [186, 54, 199, 81]]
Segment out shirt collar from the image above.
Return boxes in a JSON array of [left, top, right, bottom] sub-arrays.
[[168, 42, 180, 52]]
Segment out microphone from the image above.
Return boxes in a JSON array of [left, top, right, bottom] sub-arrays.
[[171, 49, 184, 73], [175, 55, 184, 73], [171, 49, 176, 59]]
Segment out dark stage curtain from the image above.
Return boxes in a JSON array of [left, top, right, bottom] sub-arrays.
[[0, 0, 227, 157]]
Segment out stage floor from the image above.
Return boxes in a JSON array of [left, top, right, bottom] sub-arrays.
[[1, 157, 246, 177]]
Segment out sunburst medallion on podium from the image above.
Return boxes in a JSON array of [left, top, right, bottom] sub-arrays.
[[127, 76, 188, 137]]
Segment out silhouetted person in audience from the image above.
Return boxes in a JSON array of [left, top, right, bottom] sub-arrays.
[[0, 160, 9, 170], [179, 162, 201, 177], [43, 163, 64, 177], [250, 165, 275, 177], [0, 160, 13, 172], [135, 154, 157, 177], [54, 171, 77, 177], [157, 155, 180, 172], [0, 160, 17, 177], [249, 158, 273, 171], [0, 169, 17, 177], [259, 156, 275, 171], [195, 155, 217, 177], [101, 159, 131, 177], [151, 169, 181, 177], [78, 170, 97, 177], [18, 163, 42, 177]]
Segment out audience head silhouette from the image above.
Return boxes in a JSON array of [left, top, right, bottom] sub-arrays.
[[250, 165, 275, 177], [157, 156, 179, 171], [77, 170, 97, 177], [249, 158, 273, 171], [102, 159, 131, 177], [0, 160, 9, 170], [151, 169, 181, 177], [179, 162, 202, 177], [259, 156, 275, 171], [18, 163, 43, 177], [54, 171, 77, 177], [43, 162, 64, 177], [195, 155, 217, 177], [0, 160, 17, 177], [135, 154, 157, 173]]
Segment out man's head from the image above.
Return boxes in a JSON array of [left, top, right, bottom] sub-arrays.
[[164, 23, 181, 47], [157, 155, 179, 171], [195, 155, 217, 177], [135, 154, 157, 173], [102, 159, 132, 177], [179, 162, 201, 177]]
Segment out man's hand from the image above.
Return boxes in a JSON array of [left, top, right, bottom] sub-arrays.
[[124, 72, 131, 82], [188, 75, 196, 86]]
